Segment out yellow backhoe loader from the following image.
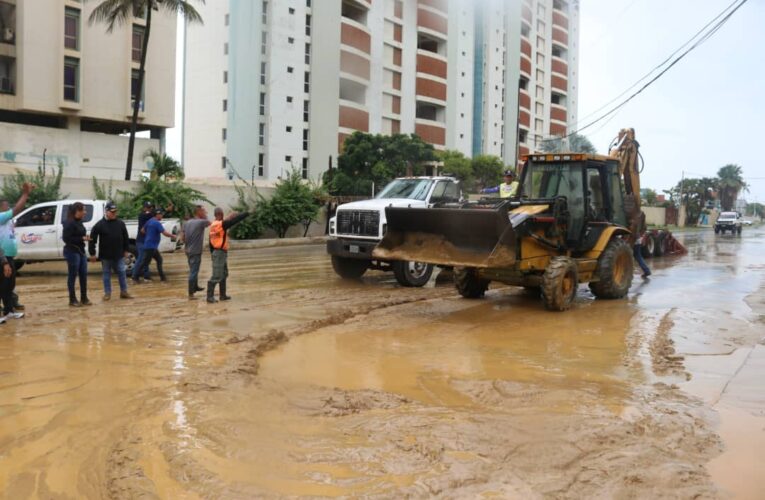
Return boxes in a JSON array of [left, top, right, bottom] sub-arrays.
[[374, 129, 686, 311]]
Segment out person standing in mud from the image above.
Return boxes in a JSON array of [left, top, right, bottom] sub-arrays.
[[63, 202, 92, 307], [88, 202, 134, 301], [132, 201, 155, 282], [631, 210, 651, 279], [0, 182, 35, 316], [133, 209, 177, 283], [180, 205, 210, 299], [206, 208, 249, 303], [0, 246, 15, 323]]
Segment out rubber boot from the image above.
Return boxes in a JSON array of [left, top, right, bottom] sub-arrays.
[[220, 280, 231, 301], [194, 280, 204, 293], [206, 282, 218, 303], [188, 281, 197, 299]]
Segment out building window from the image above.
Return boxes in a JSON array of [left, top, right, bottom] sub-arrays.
[[225, 13, 230, 26], [286, 126, 292, 132], [223, 71, 228, 84], [63, 57, 79, 101], [302, 129, 309, 151], [304, 71, 310, 93], [288, 36, 294, 44], [259, 123, 265, 145], [302, 157, 308, 179], [258, 166, 264, 176], [305, 43, 311, 64], [132, 25, 145, 62], [306, 0, 311, 7], [519, 129, 528, 144], [223, 99, 227, 111], [521, 23, 530, 38], [224, 42, 228, 55], [262, 32, 267, 54], [260, 92, 266, 115], [221, 156, 227, 170], [130, 69, 145, 110], [289, 7, 295, 14], [64, 8, 80, 50], [287, 66, 294, 73], [303, 100, 309, 122], [261, 62, 266, 84], [305, 14, 311, 36], [285, 155, 292, 163], [262, 1, 268, 24], [259, 153, 264, 166], [519, 76, 529, 90], [286, 96, 293, 103], [222, 128, 227, 141]]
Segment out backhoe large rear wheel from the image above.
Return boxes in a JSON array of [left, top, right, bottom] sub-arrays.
[[331, 256, 369, 280], [454, 267, 489, 299], [589, 238, 634, 299], [541, 257, 578, 311]]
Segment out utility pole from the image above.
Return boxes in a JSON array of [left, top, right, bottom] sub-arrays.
[[678, 170, 686, 228]]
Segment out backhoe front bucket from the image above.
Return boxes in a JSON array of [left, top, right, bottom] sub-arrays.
[[373, 206, 517, 268]]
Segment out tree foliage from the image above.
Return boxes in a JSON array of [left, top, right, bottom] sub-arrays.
[[472, 155, 505, 190], [438, 150, 473, 190], [0, 162, 67, 207], [324, 132, 437, 196], [258, 170, 325, 238], [716, 164, 747, 211], [144, 149, 185, 180], [539, 133, 597, 154]]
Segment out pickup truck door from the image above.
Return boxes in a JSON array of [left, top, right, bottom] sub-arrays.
[[15, 204, 61, 259]]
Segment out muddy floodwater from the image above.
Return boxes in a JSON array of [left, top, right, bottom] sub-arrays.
[[1, 230, 764, 498]]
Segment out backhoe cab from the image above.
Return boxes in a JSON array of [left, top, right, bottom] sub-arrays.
[[374, 154, 636, 311]]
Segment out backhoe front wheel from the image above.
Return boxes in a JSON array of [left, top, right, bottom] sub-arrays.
[[393, 260, 433, 287], [331, 256, 369, 280], [541, 257, 578, 311], [589, 238, 634, 299], [454, 267, 489, 299]]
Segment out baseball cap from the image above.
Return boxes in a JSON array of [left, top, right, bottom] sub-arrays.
[[504, 170, 516, 177], [105, 202, 118, 212], [154, 209, 165, 216], [143, 201, 154, 208]]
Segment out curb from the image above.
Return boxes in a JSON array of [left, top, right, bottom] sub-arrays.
[[230, 236, 329, 250]]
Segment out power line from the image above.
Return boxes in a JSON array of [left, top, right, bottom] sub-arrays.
[[541, 0, 750, 144]]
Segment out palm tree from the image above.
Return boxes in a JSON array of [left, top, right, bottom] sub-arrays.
[[89, 0, 203, 181], [539, 133, 597, 154], [143, 149, 184, 180], [716, 164, 747, 211]]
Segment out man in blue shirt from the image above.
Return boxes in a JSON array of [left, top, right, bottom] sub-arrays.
[[131, 201, 154, 282], [0, 182, 35, 317], [133, 210, 176, 282]]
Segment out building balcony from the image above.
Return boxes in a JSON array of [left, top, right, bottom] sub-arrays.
[[552, 11, 569, 30], [339, 100, 369, 132], [550, 122, 567, 137], [521, 38, 531, 58], [519, 90, 530, 110], [550, 106, 567, 124], [416, 51, 447, 79], [340, 49, 371, 82], [551, 58, 568, 76], [415, 119, 446, 147], [519, 109, 530, 127], [522, 4, 532, 23], [520, 56, 531, 77], [341, 18, 371, 54], [552, 27, 569, 47], [551, 75, 568, 93], [416, 77, 446, 102], [419, 0, 448, 14], [417, 7, 447, 37]]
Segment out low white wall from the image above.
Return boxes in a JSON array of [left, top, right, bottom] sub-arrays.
[[643, 206, 666, 226]]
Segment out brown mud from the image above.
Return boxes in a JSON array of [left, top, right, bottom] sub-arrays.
[[1, 230, 764, 498]]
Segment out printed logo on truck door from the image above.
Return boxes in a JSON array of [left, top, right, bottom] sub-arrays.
[[20, 233, 42, 244]]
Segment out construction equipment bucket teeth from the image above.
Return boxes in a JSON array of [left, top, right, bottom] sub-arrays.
[[373, 206, 517, 268]]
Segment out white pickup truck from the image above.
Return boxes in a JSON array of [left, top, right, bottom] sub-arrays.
[[327, 176, 462, 287], [12, 199, 180, 271]]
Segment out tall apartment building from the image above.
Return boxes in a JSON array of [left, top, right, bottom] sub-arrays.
[[183, 0, 578, 183], [0, 0, 176, 179]]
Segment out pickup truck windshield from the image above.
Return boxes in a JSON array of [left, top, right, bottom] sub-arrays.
[[376, 179, 433, 201], [718, 212, 737, 220]]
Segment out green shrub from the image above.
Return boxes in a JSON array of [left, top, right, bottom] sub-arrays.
[[1, 162, 67, 207]]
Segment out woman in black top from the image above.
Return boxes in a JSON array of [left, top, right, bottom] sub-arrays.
[[62, 202, 91, 306]]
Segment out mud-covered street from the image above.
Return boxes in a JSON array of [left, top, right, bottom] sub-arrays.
[[1, 229, 764, 498]]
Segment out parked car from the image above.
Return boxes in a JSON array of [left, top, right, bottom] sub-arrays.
[[714, 211, 742, 235], [13, 200, 179, 271], [327, 177, 463, 286]]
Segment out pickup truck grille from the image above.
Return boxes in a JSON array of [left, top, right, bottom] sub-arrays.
[[337, 210, 380, 237]]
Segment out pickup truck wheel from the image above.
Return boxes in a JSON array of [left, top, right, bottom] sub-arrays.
[[714, 226, 720, 234], [454, 267, 489, 299], [541, 257, 578, 311], [589, 238, 634, 300], [393, 260, 433, 287], [737, 226, 742, 235], [125, 245, 138, 273], [331, 255, 368, 280], [653, 233, 666, 257], [641, 234, 655, 259]]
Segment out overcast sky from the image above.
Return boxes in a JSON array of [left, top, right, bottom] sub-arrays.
[[167, 0, 764, 203]]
